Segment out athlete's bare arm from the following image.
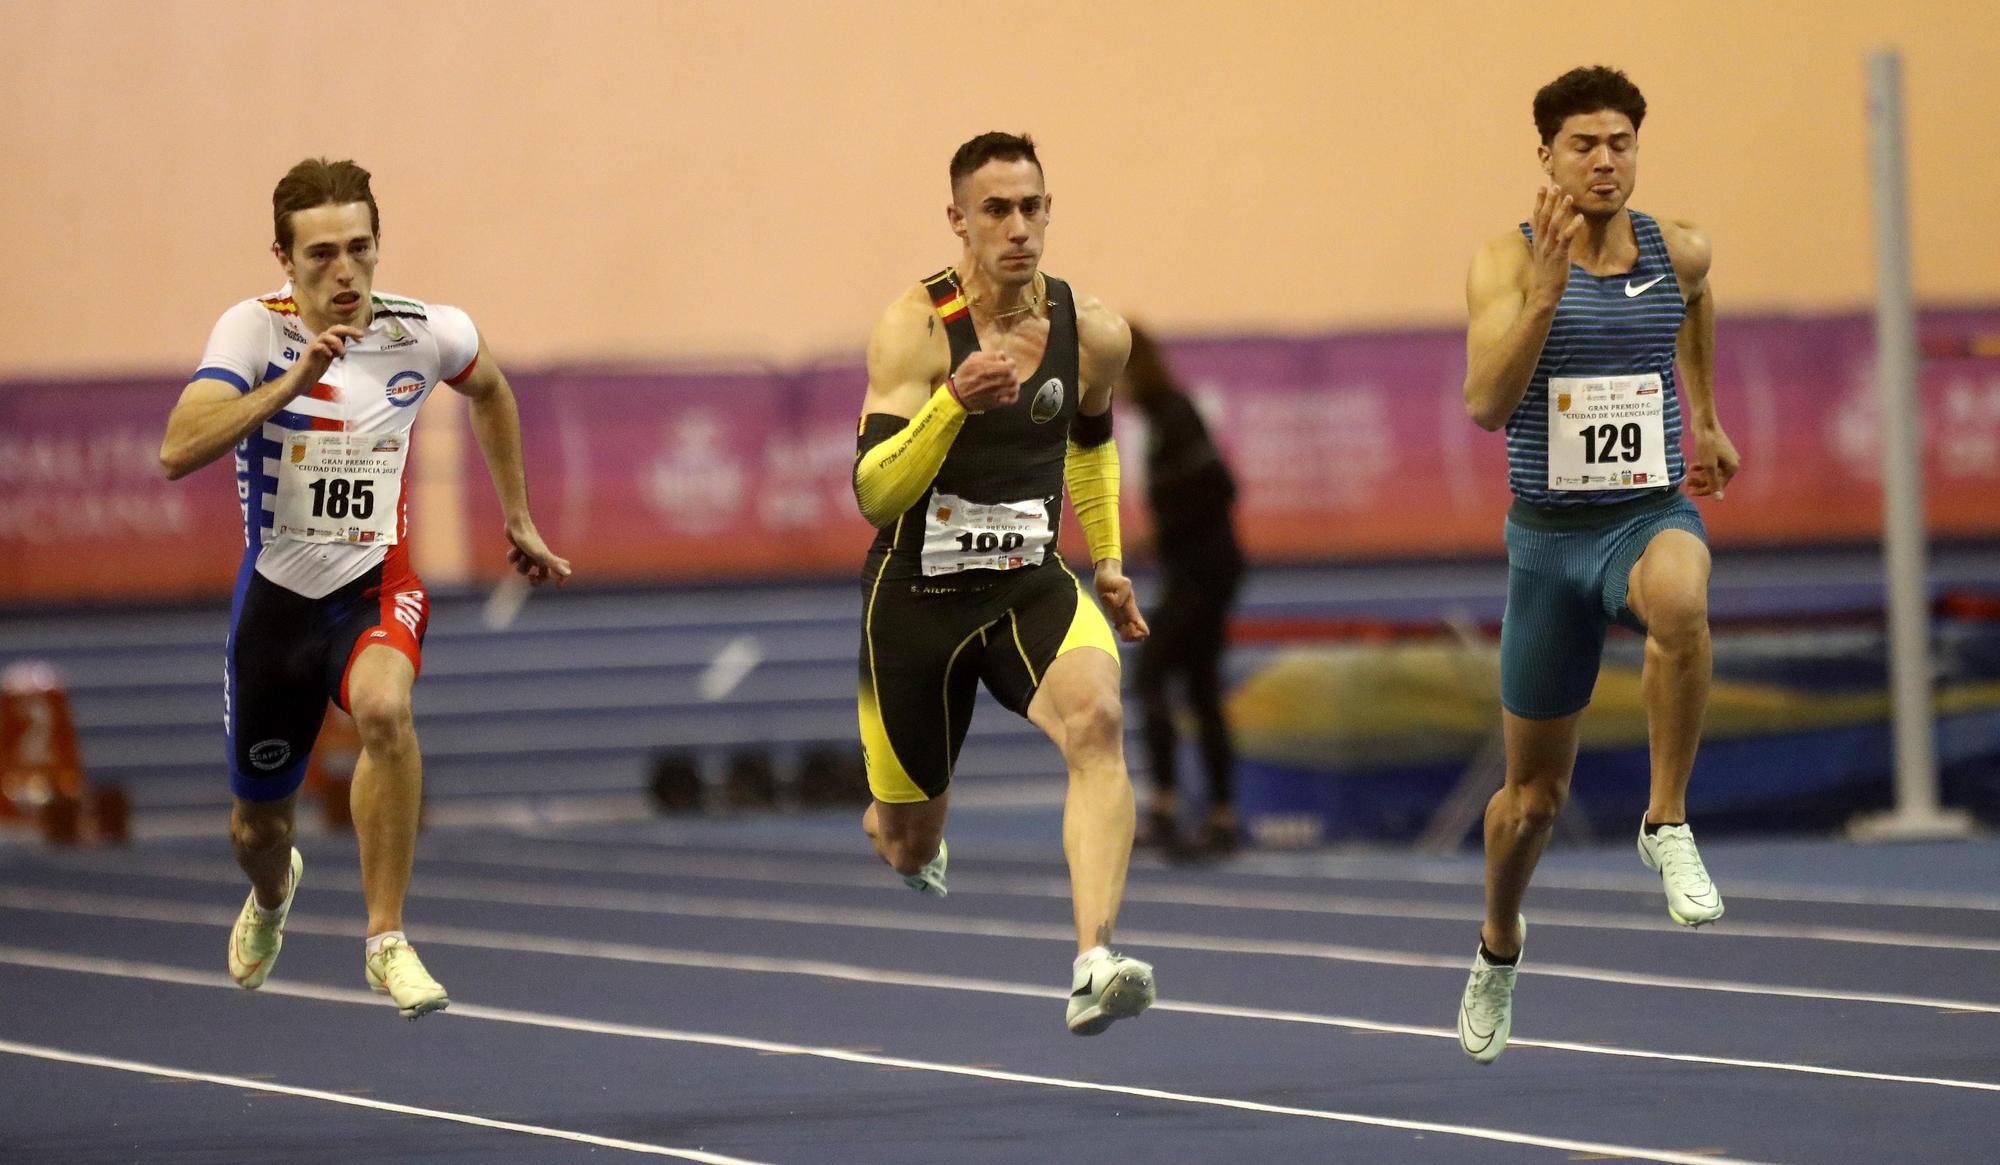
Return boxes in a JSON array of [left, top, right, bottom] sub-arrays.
[[860, 286, 1015, 417], [1464, 188, 1583, 431], [1660, 219, 1739, 498], [1074, 292, 1132, 428], [449, 337, 572, 585], [1072, 291, 1148, 642], [158, 325, 363, 480]]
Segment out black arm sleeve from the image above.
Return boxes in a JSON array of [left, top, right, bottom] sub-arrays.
[[1071, 403, 1113, 447]]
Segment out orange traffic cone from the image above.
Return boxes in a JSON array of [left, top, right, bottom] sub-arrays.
[[2, 662, 91, 843]]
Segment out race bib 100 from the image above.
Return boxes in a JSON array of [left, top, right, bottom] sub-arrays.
[[1546, 373, 1670, 491], [273, 431, 405, 544], [920, 492, 1053, 576]]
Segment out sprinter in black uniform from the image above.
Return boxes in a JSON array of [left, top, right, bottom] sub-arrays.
[[852, 133, 1156, 1035]]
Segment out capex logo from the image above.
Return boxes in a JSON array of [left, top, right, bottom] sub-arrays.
[[247, 739, 292, 771], [385, 370, 427, 408]]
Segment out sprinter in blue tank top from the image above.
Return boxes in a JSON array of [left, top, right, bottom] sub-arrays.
[[1453, 67, 1744, 1064]]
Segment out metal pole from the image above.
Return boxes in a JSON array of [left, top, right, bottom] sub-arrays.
[[1849, 48, 1976, 841]]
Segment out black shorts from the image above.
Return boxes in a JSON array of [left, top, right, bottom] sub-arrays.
[[225, 558, 429, 801], [858, 561, 1116, 802]]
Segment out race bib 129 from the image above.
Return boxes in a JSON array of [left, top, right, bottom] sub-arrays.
[[1546, 373, 1670, 491]]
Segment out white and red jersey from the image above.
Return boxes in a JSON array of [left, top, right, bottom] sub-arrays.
[[194, 287, 480, 599]]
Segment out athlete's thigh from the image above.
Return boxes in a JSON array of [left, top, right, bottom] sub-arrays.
[[1617, 528, 1710, 633], [227, 573, 334, 802], [322, 564, 429, 714], [1605, 498, 1709, 631], [981, 564, 1117, 718], [859, 578, 988, 803], [1499, 522, 1607, 721]]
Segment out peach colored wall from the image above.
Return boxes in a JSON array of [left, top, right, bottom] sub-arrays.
[[3, 0, 1996, 378]]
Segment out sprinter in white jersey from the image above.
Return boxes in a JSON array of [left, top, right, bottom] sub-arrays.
[[160, 158, 572, 1018]]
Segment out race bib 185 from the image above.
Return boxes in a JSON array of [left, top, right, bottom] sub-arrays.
[[273, 431, 405, 544]]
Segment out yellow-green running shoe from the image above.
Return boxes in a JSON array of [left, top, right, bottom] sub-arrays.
[[364, 935, 450, 1019], [227, 847, 302, 990]]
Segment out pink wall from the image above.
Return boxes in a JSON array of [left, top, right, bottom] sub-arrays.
[[4, 1, 1998, 379]]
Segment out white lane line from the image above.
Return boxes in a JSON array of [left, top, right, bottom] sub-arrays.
[[0, 949, 1783, 1165], [555, 830, 2000, 916], [9, 937, 1993, 1095], [0, 1036, 771, 1163], [17, 866, 1998, 1015], [403, 823, 2000, 915], [396, 841, 2000, 955], [1220, 852, 2000, 915]]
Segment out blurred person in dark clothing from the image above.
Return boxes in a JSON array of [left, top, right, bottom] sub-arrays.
[[1122, 325, 1245, 858]]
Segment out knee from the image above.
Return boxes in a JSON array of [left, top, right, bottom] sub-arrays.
[[864, 803, 941, 875], [885, 836, 940, 876], [1498, 780, 1568, 832], [232, 806, 293, 853], [1644, 588, 1709, 655], [1060, 692, 1125, 754], [348, 686, 413, 749], [875, 825, 939, 875]]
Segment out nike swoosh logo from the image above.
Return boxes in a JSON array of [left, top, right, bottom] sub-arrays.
[[1625, 275, 1666, 297], [1460, 1012, 1496, 1048], [1071, 979, 1095, 998]]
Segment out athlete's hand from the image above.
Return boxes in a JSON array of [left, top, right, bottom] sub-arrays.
[[294, 326, 365, 388], [1685, 422, 1741, 499], [1094, 559, 1149, 642], [505, 519, 573, 586], [950, 351, 1020, 413], [1528, 185, 1583, 308]]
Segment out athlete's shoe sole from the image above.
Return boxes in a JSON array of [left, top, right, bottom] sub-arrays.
[[1067, 953, 1156, 1036], [228, 847, 303, 989]]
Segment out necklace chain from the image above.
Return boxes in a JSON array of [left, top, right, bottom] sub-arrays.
[[965, 271, 1047, 321]]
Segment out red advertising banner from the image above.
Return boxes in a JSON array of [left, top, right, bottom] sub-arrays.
[[0, 377, 244, 603], [7, 310, 1999, 602]]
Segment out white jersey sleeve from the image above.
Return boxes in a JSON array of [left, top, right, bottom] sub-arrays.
[[428, 303, 481, 384], [194, 300, 275, 393]]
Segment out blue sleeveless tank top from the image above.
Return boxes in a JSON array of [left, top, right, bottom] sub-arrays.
[[1505, 209, 1686, 507]]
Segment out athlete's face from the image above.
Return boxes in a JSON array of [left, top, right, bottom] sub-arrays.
[[275, 202, 378, 333], [1539, 110, 1638, 220], [947, 159, 1050, 290]]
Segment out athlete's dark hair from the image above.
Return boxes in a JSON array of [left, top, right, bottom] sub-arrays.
[[1533, 67, 1647, 145], [949, 132, 1042, 196], [273, 157, 380, 252]]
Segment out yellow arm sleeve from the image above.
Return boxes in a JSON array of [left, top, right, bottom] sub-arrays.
[[853, 382, 968, 527], [1064, 436, 1122, 565]]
